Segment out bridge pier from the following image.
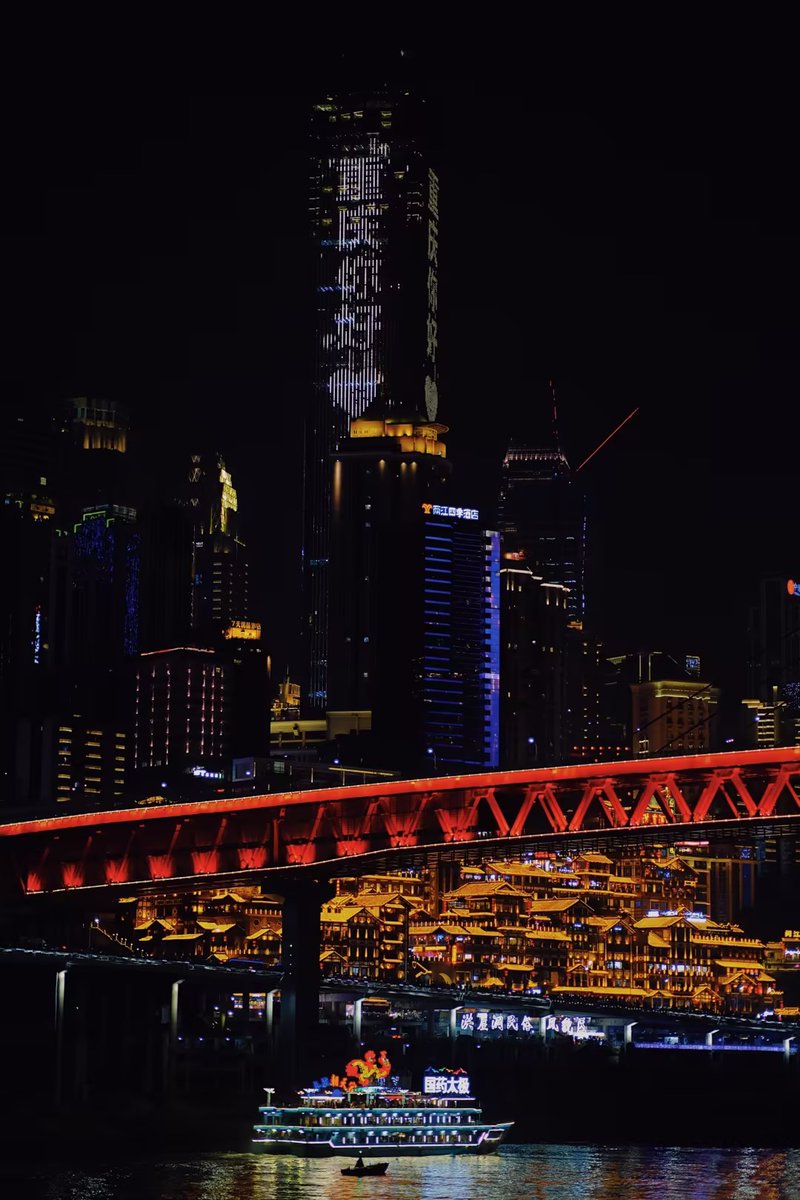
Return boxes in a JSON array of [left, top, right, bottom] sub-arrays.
[[276, 879, 332, 1093], [54, 968, 67, 1108], [352, 997, 364, 1043], [266, 988, 279, 1047], [164, 979, 184, 1097]]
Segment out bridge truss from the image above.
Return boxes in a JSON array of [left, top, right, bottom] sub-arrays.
[[3, 748, 800, 899]]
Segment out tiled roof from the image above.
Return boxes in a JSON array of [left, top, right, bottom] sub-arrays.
[[446, 881, 527, 898]]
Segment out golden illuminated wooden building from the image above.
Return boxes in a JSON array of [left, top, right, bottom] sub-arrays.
[[111, 851, 782, 1017]]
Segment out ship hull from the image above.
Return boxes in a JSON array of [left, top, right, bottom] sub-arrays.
[[252, 1143, 508, 1157], [252, 1127, 512, 1157]]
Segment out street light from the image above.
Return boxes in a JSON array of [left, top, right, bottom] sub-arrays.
[[426, 747, 438, 773]]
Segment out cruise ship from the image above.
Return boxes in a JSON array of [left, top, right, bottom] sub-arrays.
[[252, 1050, 513, 1157]]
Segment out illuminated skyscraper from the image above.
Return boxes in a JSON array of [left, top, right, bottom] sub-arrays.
[[498, 444, 586, 625], [304, 91, 439, 709], [188, 452, 250, 638], [328, 414, 500, 774], [500, 568, 569, 768]]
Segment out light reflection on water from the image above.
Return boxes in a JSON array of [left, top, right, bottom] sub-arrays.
[[3, 1145, 800, 1200]]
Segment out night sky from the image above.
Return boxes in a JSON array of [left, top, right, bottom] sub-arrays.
[[2, 42, 798, 698]]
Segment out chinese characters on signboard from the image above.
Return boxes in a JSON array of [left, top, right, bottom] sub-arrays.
[[458, 1012, 594, 1039], [424, 169, 439, 420], [423, 1073, 471, 1095], [421, 503, 480, 521]]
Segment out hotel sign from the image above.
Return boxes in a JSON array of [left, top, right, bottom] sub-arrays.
[[421, 503, 479, 521]]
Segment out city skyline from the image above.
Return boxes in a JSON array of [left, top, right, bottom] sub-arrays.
[[1, 53, 798, 703], [6, 33, 800, 1179]]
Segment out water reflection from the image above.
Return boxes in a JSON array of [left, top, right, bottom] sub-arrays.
[[3, 1145, 800, 1199]]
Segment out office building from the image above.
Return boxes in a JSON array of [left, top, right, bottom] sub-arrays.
[[598, 650, 702, 761], [499, 566, 569, 767], [188, 453, 250, 638], [304, 91, 440, 709], [57, 398, 133, 521], [631, 678, 720, 757], [498, 434, 593, 763], [498, 442, 586, 625], [328, 412, 499, 774], [49, 716, 130, 809], [134, 646, 231, 792], [0, 415, 58, 807], [744, 577, 800, 746]]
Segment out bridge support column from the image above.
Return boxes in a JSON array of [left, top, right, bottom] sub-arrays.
[[54, 968, 67, 1108], [266, 988, 279, 1046], [352, 997, 364, 1044], [277, 879, 332, 1092], [624, 1021, 637, 1048], [784, 1036, 794, 1064], [165, 979, 184, 1097], [449, 1005, 464, 1063]]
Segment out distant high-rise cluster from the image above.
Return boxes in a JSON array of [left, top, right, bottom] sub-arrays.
[[0, 401, 269, 813], [3, 86, 799, 820]]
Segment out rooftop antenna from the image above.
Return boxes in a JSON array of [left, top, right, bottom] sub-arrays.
[[549, 379, 561, 450]]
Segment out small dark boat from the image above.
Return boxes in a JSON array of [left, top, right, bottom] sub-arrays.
[[340, 1160, 389, 1177]]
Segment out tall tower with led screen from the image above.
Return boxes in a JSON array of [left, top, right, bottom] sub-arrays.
[[304, 91, 439, 710]]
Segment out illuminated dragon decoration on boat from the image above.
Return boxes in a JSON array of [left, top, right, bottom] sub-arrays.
[[310, 1049, 392, 1095]]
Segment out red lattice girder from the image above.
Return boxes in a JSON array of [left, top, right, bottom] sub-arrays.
[[104, 858, 129, 884], [434, 793, 479, 842], [482, 789, 510, 837], [384, 792, 430, 846], [662, 774, 693, 822], [509, 784, 568, 835], [335, 838, 371, 857], [62, 862, 86, 888], [191, 849, 220, 875], [629, 779, 659, 825], [630, 776, 692, 825], [275, 802, 327, 862], [166, 822, 183, 855], [148, 854, 175, 880], [569, 783, 628, 832], [694, 771, 759, 822], [600, 782, 629, 826], [285, 842, 317, 865], [508, 789, 537, 836], [727, 769, 759, 817], [539, 784, 568, 833], [758, 768, 800, 816], [5, 746, 800, 896], [238, 846, 268, 871]]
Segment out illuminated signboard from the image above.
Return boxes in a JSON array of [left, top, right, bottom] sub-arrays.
[[224, 621, 262, 641], [423, 1070, 471, 1096], [788, 579, 800, 598], [421, 503, 479, 521], [424, 168, 440, 420], [456, 1011, 600, 1041]]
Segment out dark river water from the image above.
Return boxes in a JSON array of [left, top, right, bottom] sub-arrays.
[[3, 1145, 800, 1200]]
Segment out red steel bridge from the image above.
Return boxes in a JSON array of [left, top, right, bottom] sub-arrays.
[[3, 747, 800, 901]]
